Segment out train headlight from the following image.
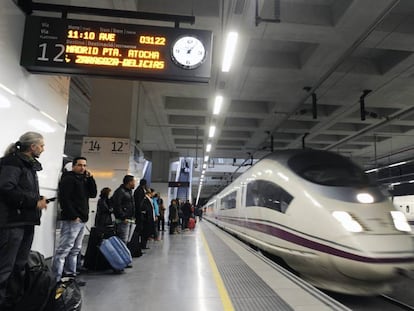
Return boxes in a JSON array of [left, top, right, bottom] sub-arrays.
[[332, 211, 363, 233], [390, 211, 411, 232], [356, 193, 374, 203]]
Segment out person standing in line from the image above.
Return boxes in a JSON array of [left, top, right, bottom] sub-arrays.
[[95, 187, 113, 228], [132, 179, 147, 251], [112, 175, 136, 245], [158, 194, 166, 232], [52, 156, 97, 284], [0, 132, 49, 310], [152, 190, 160, 240], [181, 200, 192, 230], [141, 188, 155, 249], [168, 199, 179, 235]]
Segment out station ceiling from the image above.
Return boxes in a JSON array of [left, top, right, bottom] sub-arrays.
[[21, 0, 414, 199]]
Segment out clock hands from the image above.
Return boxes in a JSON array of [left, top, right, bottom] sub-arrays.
[[186, 42, 197, 54]]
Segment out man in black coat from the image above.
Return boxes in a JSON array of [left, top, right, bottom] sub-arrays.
[[52, 156, 97, 283], [129, 179, 147, 255], [140, 188, 155, 250], [0, 132, 49, 310], [112, 175, 136, 244]]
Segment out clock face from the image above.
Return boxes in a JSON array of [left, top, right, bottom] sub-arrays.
[[171, 36, 206, 69]]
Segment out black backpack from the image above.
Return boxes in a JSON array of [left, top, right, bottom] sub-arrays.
[[46, 278, 82, 311], [12, 251, 55, 311]]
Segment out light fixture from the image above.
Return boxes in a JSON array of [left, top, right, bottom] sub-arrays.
[[332, 211, 363, 233], [204, 155, 209, 162], [222, 31, 238, 72], [206, 143, 211, 152], [213, 95, 223, 115], [390, 211, 411, 232], [389, 161, 407, 168], [356, 193, 374, 204], [209, 125, 216, 138]]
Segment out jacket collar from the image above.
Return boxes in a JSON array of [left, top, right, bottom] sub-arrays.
[[16, 152, 42, 171]]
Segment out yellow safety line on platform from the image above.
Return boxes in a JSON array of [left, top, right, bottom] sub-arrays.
[[200, 228, 235, 311]]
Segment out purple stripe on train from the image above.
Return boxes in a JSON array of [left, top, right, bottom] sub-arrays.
[[217, 216, 414, 264]]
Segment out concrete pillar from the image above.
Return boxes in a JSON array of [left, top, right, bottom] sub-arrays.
[[88, 78, 135, 138], [83, 78, 143, 228]]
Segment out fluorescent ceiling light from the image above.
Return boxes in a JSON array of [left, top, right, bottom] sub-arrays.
[[203, 163, 207, 169], [204, 155, 209, 162], [389, 161, 406, 168], [213, 95, 223, 115], [222, 31, 238, 72], [365, 168, 378, 173], [206, 143, 211, 152], [209, 125, 216, 138], [29, 119, 55, 133]]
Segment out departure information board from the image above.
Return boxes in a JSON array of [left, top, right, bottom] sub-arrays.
[[20, 16, 213, 83]]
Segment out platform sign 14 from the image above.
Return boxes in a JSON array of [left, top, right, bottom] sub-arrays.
[[82, 137, 130, 154]]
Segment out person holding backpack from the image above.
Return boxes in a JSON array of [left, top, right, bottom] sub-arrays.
[[0, 132, 49, 310]]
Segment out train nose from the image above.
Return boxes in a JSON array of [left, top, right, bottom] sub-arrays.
[[331, 235, 414, 282]]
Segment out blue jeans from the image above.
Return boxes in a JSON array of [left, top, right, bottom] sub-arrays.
[[52, 221, 85, 282], [117, 222, 135, 244]]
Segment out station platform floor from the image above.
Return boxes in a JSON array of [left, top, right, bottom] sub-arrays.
[[80, 221, 351, 311]]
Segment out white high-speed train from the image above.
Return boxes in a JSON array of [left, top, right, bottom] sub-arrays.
[[204, 149, 414, 295]]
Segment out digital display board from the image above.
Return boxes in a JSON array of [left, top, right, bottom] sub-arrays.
[[20, 16, 213, 83]]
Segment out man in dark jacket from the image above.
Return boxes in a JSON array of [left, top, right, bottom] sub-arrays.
[[52, 156, 97, 283], [0, 132, 49, 310], [141, 188, 155, 250], [112, 175, 136, 244], [131, 179, 147, 252]]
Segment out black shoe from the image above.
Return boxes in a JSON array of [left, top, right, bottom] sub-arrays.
[[126, 264, 133, 268], [142, 247, 150, 249]]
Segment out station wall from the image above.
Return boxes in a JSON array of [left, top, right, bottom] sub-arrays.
[[0, 1, 70, 257]]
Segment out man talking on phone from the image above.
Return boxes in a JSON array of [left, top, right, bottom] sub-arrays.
[[52, 156, 97, 285]]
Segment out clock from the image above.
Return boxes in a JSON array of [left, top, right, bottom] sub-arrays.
[[171, 36, 206, 69]]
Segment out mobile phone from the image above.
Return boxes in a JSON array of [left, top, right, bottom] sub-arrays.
[[46, 197, 57, 203]]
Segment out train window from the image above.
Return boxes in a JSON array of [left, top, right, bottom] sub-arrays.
[[220, 191, 237, 210], [246, 180, 293, 213], [288, 151, 371, 187]]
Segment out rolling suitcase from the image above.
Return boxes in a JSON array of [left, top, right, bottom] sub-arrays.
[[188, 217, 196, 230], [83, 226, 116, 271], [99, 236, 132, 271]]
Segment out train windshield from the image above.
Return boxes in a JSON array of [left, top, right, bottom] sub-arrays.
[[288, 151, 372, 187]]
